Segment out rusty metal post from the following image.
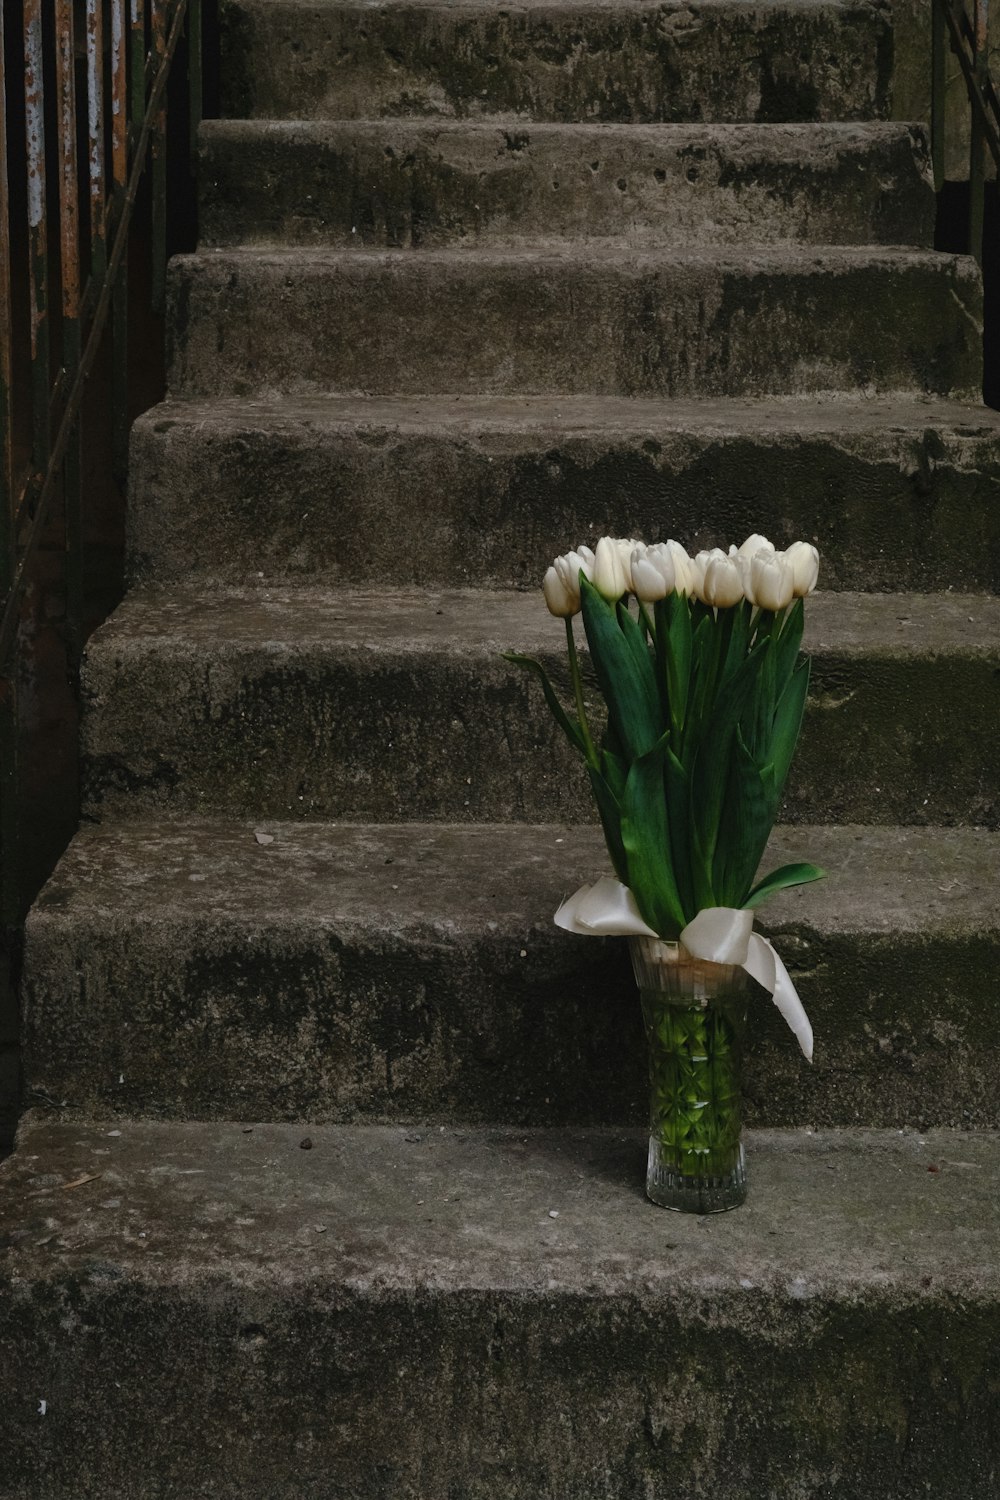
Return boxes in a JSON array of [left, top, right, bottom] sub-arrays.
[[0, 0, 190, 672], [87, 0, 108, 283], [112, 0, 130, 478], [151, 0, 168, 313], [24, 0, 50, 475], [55, 0, 86, 685], [0, 3, 14, 527]]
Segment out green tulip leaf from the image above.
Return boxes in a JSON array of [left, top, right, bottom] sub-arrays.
[[691, 636, 771, 866], [713, 728, 777, 907], [600, 746, 627, 803], [722, 598, 751, 684], [502, 652, 588, 760], [580, 577, 661, 761], [773, 597, 805, 694], [588, 765, 629, 884], [769, 657, 811, 797], [744, 862, 827, 909], [621, 745, 686, 937], [664, 591, 693, 735], [664, 746, 695, 921]]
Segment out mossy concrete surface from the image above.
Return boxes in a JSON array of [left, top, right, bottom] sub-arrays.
[[2, 1119, 1000, 1500], [197, 120, 934, 249], [219, 0, 893, 124], [21, 820, 1000, 1129], [78, 587, 1000, 827], [165, 246, 983, 401], [127, 394, 1000, 591]]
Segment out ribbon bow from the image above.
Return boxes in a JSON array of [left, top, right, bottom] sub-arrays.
[[554, 878, 813, 1062]]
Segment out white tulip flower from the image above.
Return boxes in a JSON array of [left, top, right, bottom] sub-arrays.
[[663, 539, 696, 596], [543, 565, 578, 617], [632, 555, 671, 600], [616, 538, 645, 589], [750, 549, 795, 611], [629, 543, 677, 600], [593, 536, 628, 601], [702, 552, 745, 608], [738, 532, 774, 560], [691, 548, 727, 603], [783, 540, 820, 597], [553, 546, 595, 608]]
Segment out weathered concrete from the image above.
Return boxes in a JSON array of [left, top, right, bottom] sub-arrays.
[[220, 0, 893, 124], [198, 120, 935, 249], [2, 1118, 1000, 1499], [22, 819, 1000, 1129], [79, 587, 1000, 828], [166, 246, 984, 401], [128, 394, 1000, 591]]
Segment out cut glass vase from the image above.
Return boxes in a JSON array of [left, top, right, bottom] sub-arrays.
[[629, 934, 749, 1214]]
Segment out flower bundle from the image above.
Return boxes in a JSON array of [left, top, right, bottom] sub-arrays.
[[506, 534, 825, 941]]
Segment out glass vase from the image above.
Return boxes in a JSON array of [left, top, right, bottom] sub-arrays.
[[629, 934, 749, 1214]]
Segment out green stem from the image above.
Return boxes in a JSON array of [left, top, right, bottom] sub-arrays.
[[637, 600, 656, 641], [565, 617, 598, 768]]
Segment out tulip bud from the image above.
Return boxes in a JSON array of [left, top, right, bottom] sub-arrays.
[[738, 532, 774, 560], [631, 554, 667, 601], [702, 552, 744, 608], [783, 540, 820, 597], [593, 536, 628, 601], [663, 539, 695, 596], [630, 542, 675, 601], [543, 565, 578, 617], [750, 549, 794, 611], [691, 548, 726, 603], [617, 538, 644, 579], [554, 547, 595, 608]]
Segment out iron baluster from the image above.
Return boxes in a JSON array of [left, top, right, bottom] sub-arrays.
[[55, 0, 85, 688], [24, 0, 49, 477]]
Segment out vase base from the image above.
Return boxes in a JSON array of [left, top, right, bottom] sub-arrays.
[[646, 1139, 747, 1215]]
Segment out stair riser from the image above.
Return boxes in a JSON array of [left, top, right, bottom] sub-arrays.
[[129, 410, 1000, 592], [2, 1268, 996, 1500], [24, 903, 1000, 1129], [166, 253, 983, 402], [80, 647, 1000, 827], [199, 122, 934, 249], [220, 0, 893, 125]]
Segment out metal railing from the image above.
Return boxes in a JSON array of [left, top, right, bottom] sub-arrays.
[[0, 0, 201, 977], [933, 0, 1000, 262]]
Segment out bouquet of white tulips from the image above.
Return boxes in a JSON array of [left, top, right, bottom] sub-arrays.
[[506, 533, 825, 941]]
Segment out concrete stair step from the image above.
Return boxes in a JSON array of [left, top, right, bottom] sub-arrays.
[[23, 818, 1000, 1128], [79, 586, 1000, 827], [129, 393, 1000, 591], [3, 1117, 999, 1498], [219, 0, 893, 125], [198, 120, 934, 250], [166, 246, 982, 401]]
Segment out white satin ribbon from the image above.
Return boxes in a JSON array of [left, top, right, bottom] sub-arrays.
[[554, 881, 813, 1063]]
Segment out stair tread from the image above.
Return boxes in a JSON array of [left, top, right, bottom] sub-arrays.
[[202, 118, 922, 141], [5, 1118, 997, 1497], [87, 585, 1000, 660], [25, 818, 1000, 1126], [179, 242, 965, 268], [167, 246, 983, 401], [5, 1118, 1000, 1289], [139, 389, 1000, 435], [29, 817, 1000, 936]]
